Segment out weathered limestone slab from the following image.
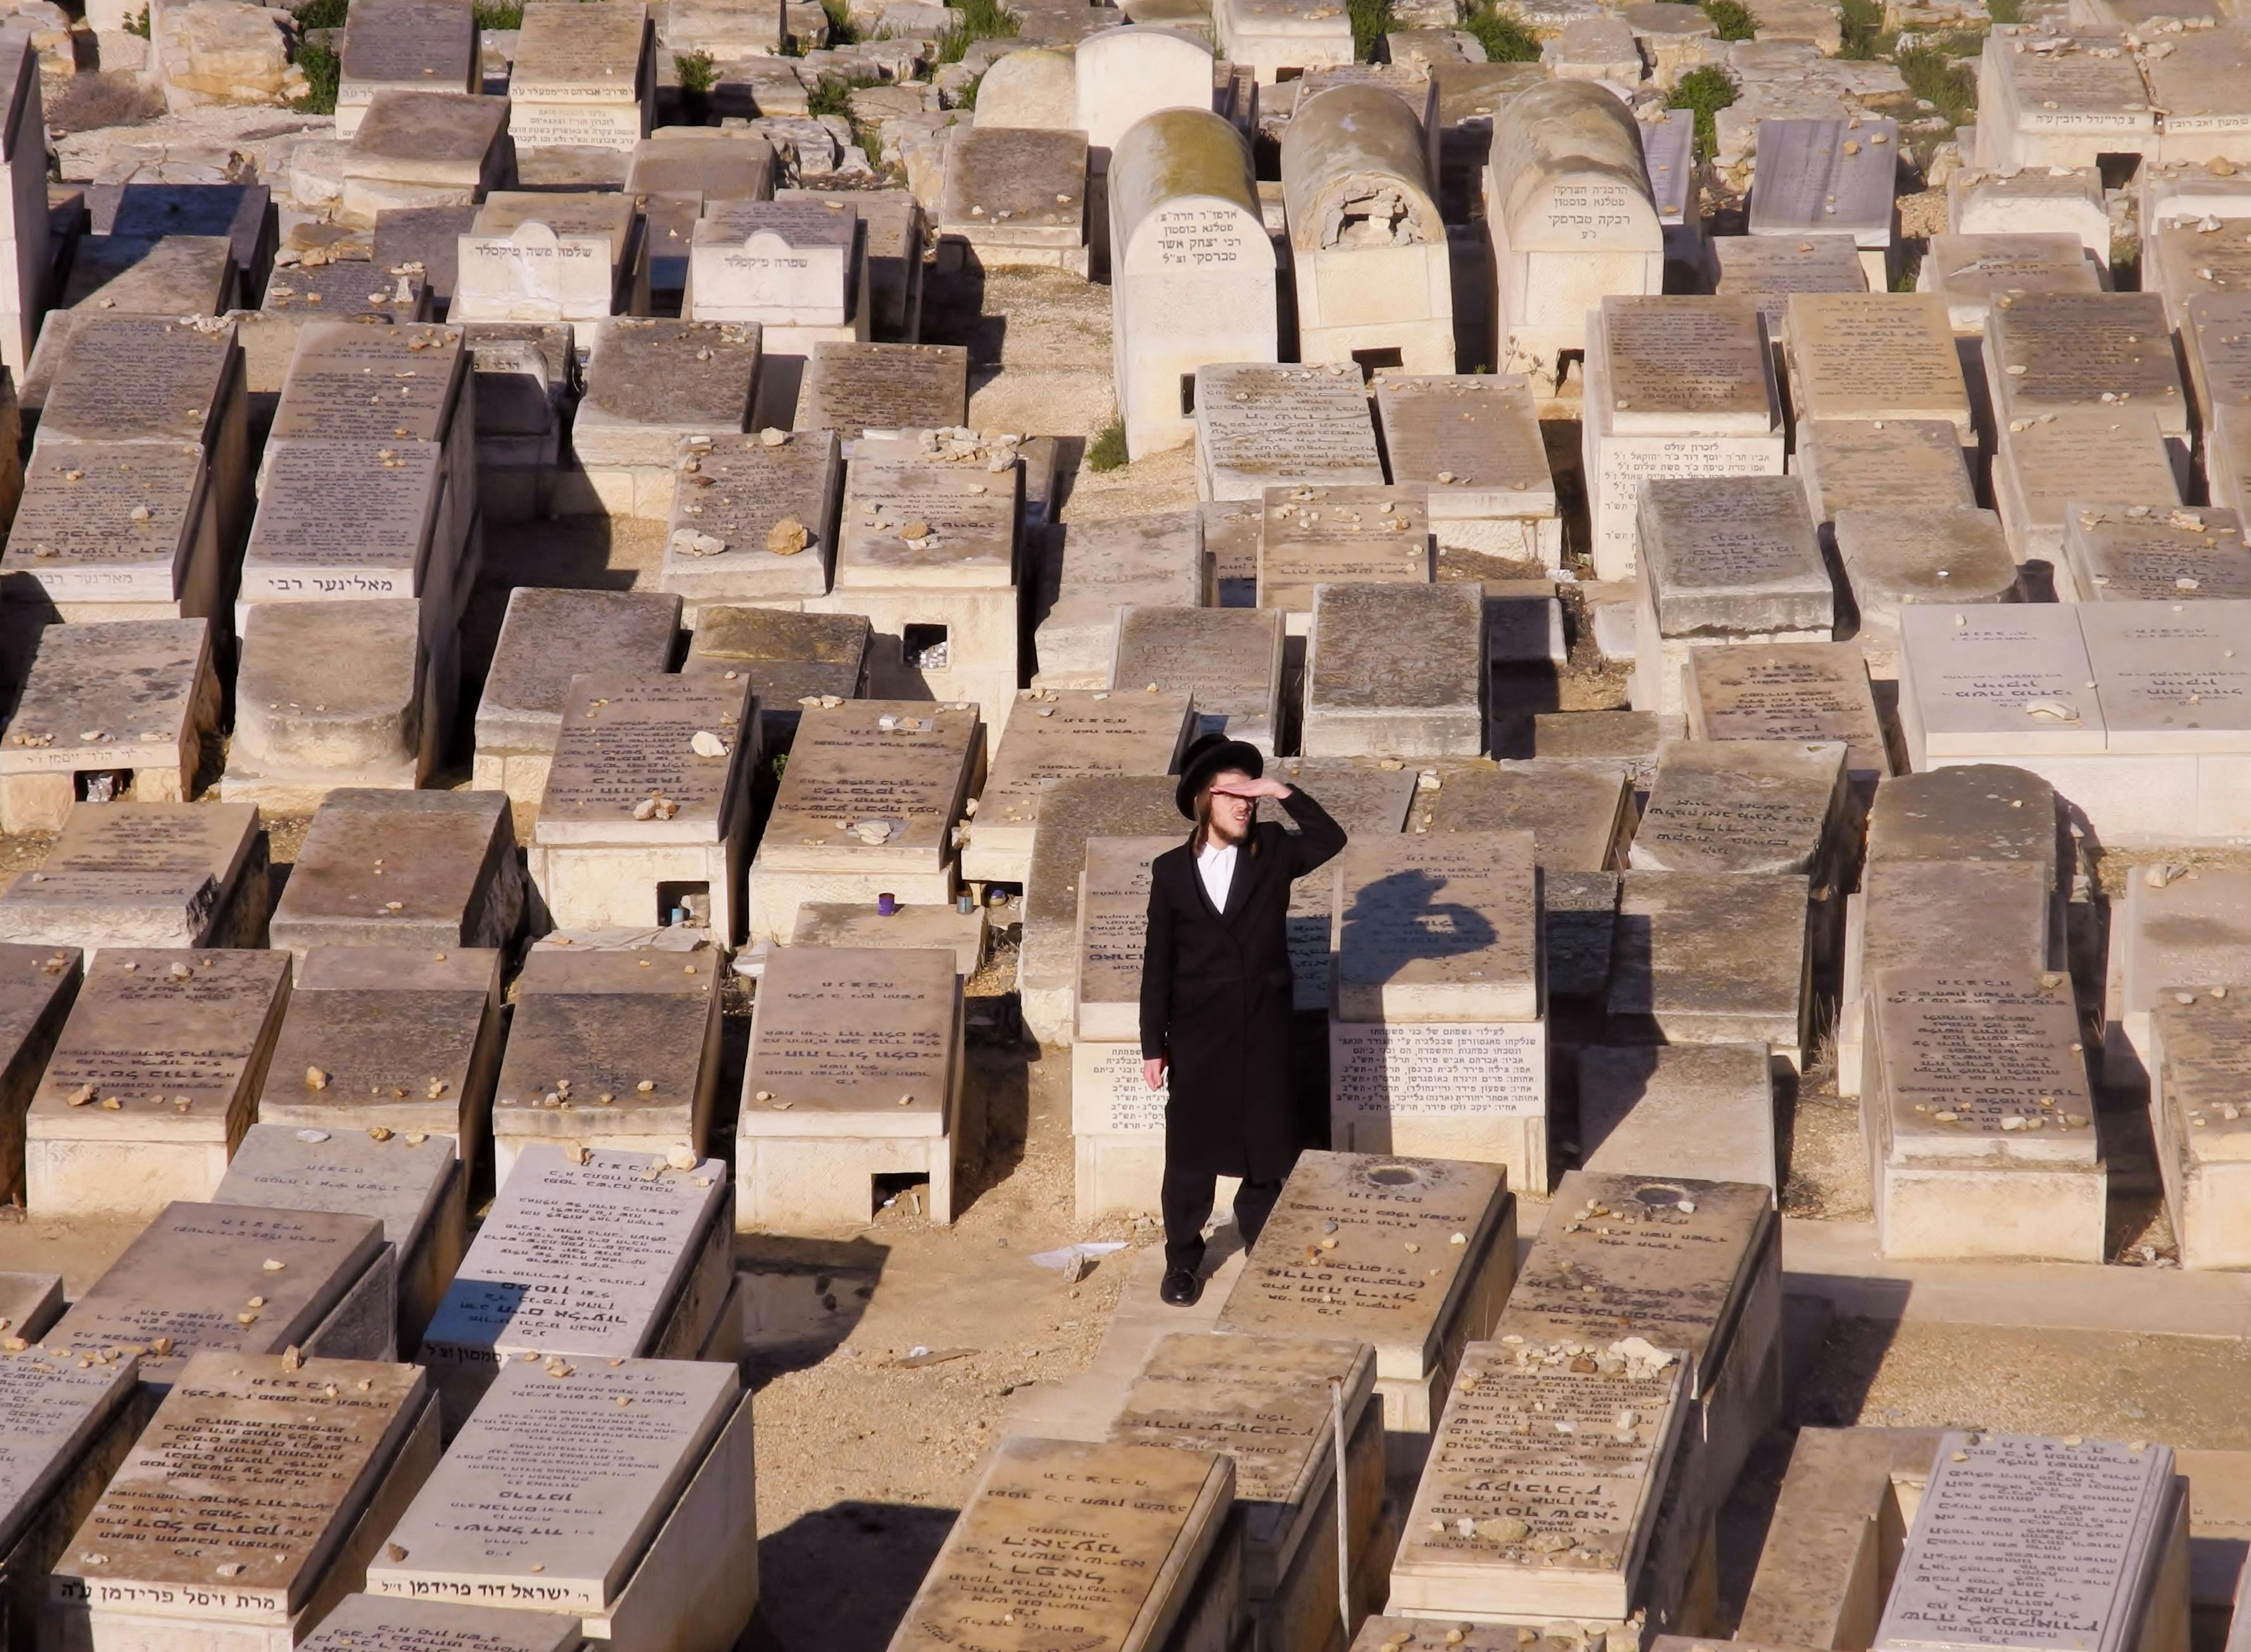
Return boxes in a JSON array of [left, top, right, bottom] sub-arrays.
[[2150, 996, 2251, 1268], [1784, 293, 1972, 435], [1108, 1332, 1382, 1652], [1216, 1150, 1516, 1473], [213, 1121, 466, 1350], [1032, 511, 1204, 689], [417, 1145, 728, 1425], [687, 201, 868, 366], [1831, 507, 2017, 679], [23, 950, 291, 1219], [46, 1202, 385, 1387], [0, 1333, 142, 1652], [2103, 865, 2251, 1091], [0, 619, 219, 834], [1897, 602, 2106, 764], [270, 791, 524, 962], [1072, 832, 1185, 1190], [1920, 232, 2100, 335], [1331, 831, 1537, 1025], [1256, 484, 1431, 632], [238, 441, 466, 646], [800, 341, 966, 438], [890, 1437, 1236, 1652], [1977, 29, 2157, 172], [1682, 645, 1889, 787], [1863, 969, 2102, 1262], [1413, 760, 1631, 872], [2062, 503, 2251, 604], [367, 1358, 751, 1638], [1302, 581, 1483, 758], [745, 699, 980, 939], [1020, 775, 1181, 1047], [790, 901, 987, 975], [1193, 362, 1382, 503], [335, 0, 479, 137], [49, 1352, 437, 1652], [1374, 374, 1559, 562], [1611, 872, 1813, 1068], [1874, 1432, 2183, 1652], [659, 430, 839, 621], [1389, 1335, 1688, 1622], [1578, 1046, 1777, 1190], [938, 125, 1090, 276], [1795, 419, 1974, 526], [507, 1, 654, 152], [298, 1598, 583, 1652], [254, 948, 504, 1183], [682, 606, 866, 736], [1112, 606, 1286, 754], [1712, 234, 1867, 346], [1994, 409, 2181, 581], [526, 674, 754, 942], [488, 950, 723, 1182], [2, 443, 219, 624], [453, 193, 637, 325], [738, 944, 962, 1231], [964, 689, 1190, 885], [0, 802, 267, 955], [1747, 117, 1899, 287], [1629, 738, 1851, 880], [473, 590, 682, 810], [1987, 291, 2189, 440], [339, 92, 510, 228], [566, 321, 760, 521]]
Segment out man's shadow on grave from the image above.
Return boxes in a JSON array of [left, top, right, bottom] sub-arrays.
[[1336, 868, 1497, 983]]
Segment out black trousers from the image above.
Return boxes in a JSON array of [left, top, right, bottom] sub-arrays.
[[1162, 1163, 1284, 1274]]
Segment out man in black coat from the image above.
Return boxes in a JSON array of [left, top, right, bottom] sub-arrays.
[[1138, 734, 1348, 1307]]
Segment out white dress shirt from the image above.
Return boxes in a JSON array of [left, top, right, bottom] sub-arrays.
[[1196, 839, 1238, 913]]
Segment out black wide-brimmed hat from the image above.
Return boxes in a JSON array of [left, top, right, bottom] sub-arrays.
[[1175, 732, 1264, 818]]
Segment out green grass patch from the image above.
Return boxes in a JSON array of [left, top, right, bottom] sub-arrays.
[[1461, 4, 1540, 60], [296, 0, 348, 27], [820, 0, 858, 42], [1703, 0, 1756, 38], [806, 67, 880, 117], [473, 0, 523, 27], [1986, 0, 2020, 20], [1837, 0, 1893, 55], [1898, 39, 1975, 120], [1347, 0, 1392, 56], [675, 48, 718, 91], [1666, 63, 1737, 162], [1088, 416, 1127, 472], [936, 0, 1019, 63], [293, 38, 339, 111], [955, 68, 985, 108], [125, 6, 149, 34]]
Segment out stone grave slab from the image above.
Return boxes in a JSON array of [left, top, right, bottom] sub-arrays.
[[0, 618, 219, 834], [297, 1598, 583, 1652], [267, 322, 466, 453], [1255, 484, 1431, 630], [1896, 604, 2107, 765], [223, 599, 445, 807], [1112, 606, 1286, 755], [489, 951, 723, 1181], [1863, 969, 2102, 1262], [738, 944, 961, 1231], [1302, 582, 1481, 759], [47, 1202, 386, 1387], [1831, 506, 2018, 678], [1795, 419, 1974, 523], [789, 902, 987, 977], [1578, 1046, 1779, 1191], [688, 201, 865, 349], [658, 430, 840, 618], [1108, 1332, 1381, 1651], [1920, 233, 2100, 334], [506, 1, 654, 152], [1032, 511, 1204, 690], [1979, 31, 2157, 172], [965, 689, 1190, 886], [1194, 362, 1382, 503], [0, 945, 79, 1205], [1610, 872, 1813, 1067], [1747, 118, 1899, 275], [1331, 830, 1537, 1024], [339, 94, 509, 229], [0, 801, 267, 955], [682, 607, 867, 737], [1327, 1015, 1547, 1192], [1072, 830, 1184, 1133], [1019, 775, 1180, 1048], [832, 454, 1017, 592], [800, 342, 967, 438], [938, 125, 1090, 274], [1594, 295, 1778, 436], [745, 699, 980, 937], [239, 442, 459, 638], [1711, 234, 1867, 345], [888, 1437, 1236, 1652], [1865, 763, 2062, 877], [1874, 1433, 2181, 1652], [335, 0, 479, 136], [1987, 291, 2188, 439], [453, 193, 636, 324], [473, 590, 682, 809], [1839, 858, 2057, 1098], [1, 441, 217, 623], [1784, 293, 1971, 434], [1683, 644, 1890, 787], [213, 1121, 464, 1351], [260, 257, 428, 324], [417, 1146, 728, 1425], [23, 950, 291, 1219], [1410, 759, 1628, 872], [526, 673, 754, 941], [367, 1359, 749, 1638], [270, 791, 524, 961], [0, 1333, 142, 1639], [254, 947, 504, 1186], [1993, 410, 2181, 578], [1214, 1150, 1516, 1471], [1389, 1335, 1689, 1622], [570, 320, 761, 519], [1629, 738, 1851, 877], [2150, 996, 2251, 1268], [777, 189, 922, 344], [2104, 865, 2251, 1091], [625, 132, 776, 203], [1373, 374, 1559, 562], [49, 1353, 435, 1652], [2062, 504, 2251, 604]]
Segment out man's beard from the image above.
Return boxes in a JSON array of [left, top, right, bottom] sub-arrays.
[[1205, 810, 1250, 848]]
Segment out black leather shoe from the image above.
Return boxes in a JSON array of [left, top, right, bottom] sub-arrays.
[[1159, 1268, 1202, 1307]]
